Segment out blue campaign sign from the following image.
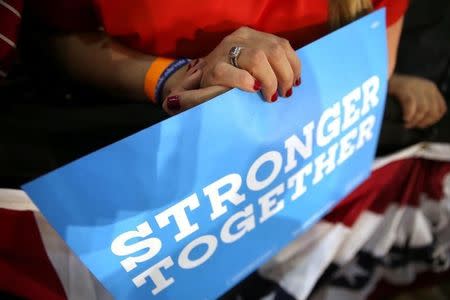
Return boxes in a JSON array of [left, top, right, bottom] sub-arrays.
[[23, 10, 387, 300]]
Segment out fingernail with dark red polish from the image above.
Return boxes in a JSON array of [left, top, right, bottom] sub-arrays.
[[167, 95, 181, 111], [285, 88, 293, 97], [295, 77, 302, 86], [271, 92, 278, 102], [253, 80, 262, 91]]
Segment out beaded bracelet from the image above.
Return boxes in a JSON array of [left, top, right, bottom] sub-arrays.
[[144, 58, 190, 104]]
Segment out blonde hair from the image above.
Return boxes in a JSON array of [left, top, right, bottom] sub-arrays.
[[328, 0, 373, 29]]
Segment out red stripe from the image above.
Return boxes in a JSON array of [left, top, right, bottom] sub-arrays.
[[423, 160, 450, 200], [324, 159, 450, 227], [0, 42, 13, 57], [0, 209, 66, 300], [0, 5, 21, 44]]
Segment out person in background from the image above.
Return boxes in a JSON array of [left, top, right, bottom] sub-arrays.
[[378, 0, 449, 154], [391, 0, 449, 130]]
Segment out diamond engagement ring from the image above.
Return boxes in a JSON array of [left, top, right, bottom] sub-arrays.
[[229, 46, 243, 68]]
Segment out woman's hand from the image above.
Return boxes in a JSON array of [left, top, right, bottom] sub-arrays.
[[200, 26, 301, 101], [389, 74, 447, 129], [162, 61, 228, 115], [162, 27, 302, 114]]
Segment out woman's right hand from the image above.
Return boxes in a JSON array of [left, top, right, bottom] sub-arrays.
[[162, 26, 302, 115]]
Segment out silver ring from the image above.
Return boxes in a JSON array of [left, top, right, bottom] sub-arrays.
[[229, 46, 243, 68]]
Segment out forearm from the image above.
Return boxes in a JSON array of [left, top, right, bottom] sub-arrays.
[[47, 31, 155, 101], [386, 17, 404, 78]]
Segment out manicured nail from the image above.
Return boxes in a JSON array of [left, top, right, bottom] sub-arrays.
[[167, 95, 181, 111], [285, 88, 293, 97], [295, 77, 301, 86], [253, 80, 262, 91], [271, 92, 278, 102]]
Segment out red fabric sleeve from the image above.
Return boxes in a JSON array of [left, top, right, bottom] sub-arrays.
[[373, 0, 409, 27], [28, 0, 99, 32]]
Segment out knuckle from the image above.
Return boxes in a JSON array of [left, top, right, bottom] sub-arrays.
[[211, 63, 226, 81], [279, 71, 293, 88], [235, 72, 254, 90], [279, 38, 292, 50], [417, 114, 426, 121], [295, 56, 302, 69], [235, 26, 250, 37], [268, 43, 284, 58], [222, 34, 233, 44], [237, 72, 252, 87], [266, 79, 278, 94], [248, 49, 266, 66]]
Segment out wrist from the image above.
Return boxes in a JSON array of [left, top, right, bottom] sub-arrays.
[[144, 58, 190, 104], [388, 73, 404, 95], [161, 62, 190, 101]]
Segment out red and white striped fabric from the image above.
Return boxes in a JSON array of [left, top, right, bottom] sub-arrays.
[[1, 142, 450, 300], [0, 0, 23, 79], [260, 143, 450, 300]]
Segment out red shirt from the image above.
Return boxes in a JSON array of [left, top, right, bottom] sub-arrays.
[[31, 0, 408, 58]]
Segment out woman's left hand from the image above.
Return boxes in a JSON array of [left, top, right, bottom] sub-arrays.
[[162, 60, 228, 115]]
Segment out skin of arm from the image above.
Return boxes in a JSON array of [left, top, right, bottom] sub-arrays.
[[45, 32, 189, 102], [46, 16, 404, 104], [386, 17, 403, 78], [386, 17, 447, 128]]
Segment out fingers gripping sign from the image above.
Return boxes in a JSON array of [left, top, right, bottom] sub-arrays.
[[162, 27, 303, 115], [202, 27, 301, 102]]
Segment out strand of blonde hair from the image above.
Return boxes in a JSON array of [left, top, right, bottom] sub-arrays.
[[328, 0, 374, 29]]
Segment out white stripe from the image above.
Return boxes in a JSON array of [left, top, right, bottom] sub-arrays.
[[261, 223, 350, 300], [34, 212, 113, 300], [0, 0, 21, 18], [0, 189, 39, 211], [373, 142, 450, 171], [334, 211, 382, 265], [0, 32, 16, 48], [0, 70, 6, 77], [373, 143, 423, 170], [363, 204, 405, 257], [417, 142, 450, 162]]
